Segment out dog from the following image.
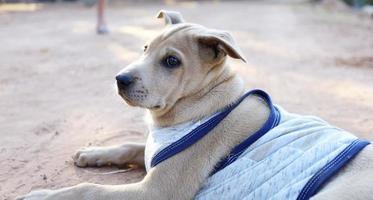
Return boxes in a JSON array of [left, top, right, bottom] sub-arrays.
[[18, 10, 373, 200]]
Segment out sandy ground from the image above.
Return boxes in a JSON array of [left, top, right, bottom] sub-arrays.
[[1, 1, 373, 199]]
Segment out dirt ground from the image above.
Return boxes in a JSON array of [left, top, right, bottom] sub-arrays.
[[1, 1, 373, 199]]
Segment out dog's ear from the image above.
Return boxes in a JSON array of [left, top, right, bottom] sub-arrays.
[[197, 30, 246, 63], [157, 10, 185, 25]]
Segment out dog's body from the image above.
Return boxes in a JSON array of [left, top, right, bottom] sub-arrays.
[[19, 11, 373, 200]]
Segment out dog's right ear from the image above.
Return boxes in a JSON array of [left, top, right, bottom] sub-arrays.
[[157, 10, 185, 25]]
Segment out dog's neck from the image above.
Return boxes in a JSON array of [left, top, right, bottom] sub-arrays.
[[148, 65, 244, 127]]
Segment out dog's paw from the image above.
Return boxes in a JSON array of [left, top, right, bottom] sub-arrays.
[[16, 189, 54, 200], [73, 147, 112, 167]]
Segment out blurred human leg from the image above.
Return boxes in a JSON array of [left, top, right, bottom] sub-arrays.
[[97, 0, 108, 34]]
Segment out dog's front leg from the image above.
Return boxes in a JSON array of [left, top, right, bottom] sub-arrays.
[[18, 168, 195, 200], [73, 143, 145, 167], [19, 142, 212, 200], [17, 182, 150, 200]]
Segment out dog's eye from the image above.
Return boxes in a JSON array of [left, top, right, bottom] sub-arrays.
[[163, 55, 181, 68], [143, 45, 148, 52]]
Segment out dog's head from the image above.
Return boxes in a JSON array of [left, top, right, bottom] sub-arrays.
[[116, 10, 246, 113]]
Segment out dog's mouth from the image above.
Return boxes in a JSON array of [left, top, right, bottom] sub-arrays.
[[150, 105, 162, 110], [120, 97, 135, 107], [117, 90, 136, 106], [118, 90, 163, 110]]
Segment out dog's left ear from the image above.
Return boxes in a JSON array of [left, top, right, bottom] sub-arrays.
[[157, 10, 185, 25], [197, 30, 247, 63]]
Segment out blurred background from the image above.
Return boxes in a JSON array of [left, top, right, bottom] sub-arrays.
[[0, 0, 372, 199]]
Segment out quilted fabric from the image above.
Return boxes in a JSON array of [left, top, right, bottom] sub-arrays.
[[145, 92, 365, 200]]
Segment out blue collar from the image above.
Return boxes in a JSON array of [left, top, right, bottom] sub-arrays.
[[150, 89, 281, 174]]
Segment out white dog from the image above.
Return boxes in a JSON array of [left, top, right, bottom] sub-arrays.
[[18, 10, 373, 200]]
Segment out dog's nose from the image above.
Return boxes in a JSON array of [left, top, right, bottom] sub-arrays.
[[116, 73, 134, 87]]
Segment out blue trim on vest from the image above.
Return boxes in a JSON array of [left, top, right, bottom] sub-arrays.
[[150, 89, 280, 172], [211, 92, 280, 174], [297, 139, 370, 200]]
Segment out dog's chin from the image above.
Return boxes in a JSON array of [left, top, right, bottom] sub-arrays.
[[119, 93, 163, 110]]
